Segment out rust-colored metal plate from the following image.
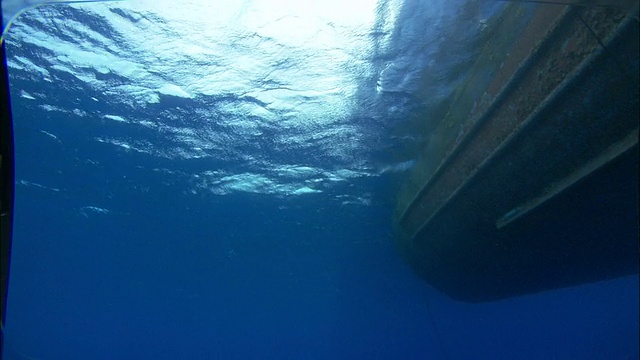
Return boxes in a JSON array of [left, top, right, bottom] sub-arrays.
[[395, 5, 639, 302]]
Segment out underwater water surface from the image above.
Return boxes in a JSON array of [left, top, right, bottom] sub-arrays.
[[2, 0, 638, 359]]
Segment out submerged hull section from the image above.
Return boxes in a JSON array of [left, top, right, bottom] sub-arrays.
[[395, 4, 639, 302]]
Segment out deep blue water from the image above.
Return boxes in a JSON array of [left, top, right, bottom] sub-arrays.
[[2, 1, 639, 359], [4, 106, 639, 359], [4, 149, 639, 359]]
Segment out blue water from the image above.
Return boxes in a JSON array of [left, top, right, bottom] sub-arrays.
[[5, 180, 639, 360], [2, 1, 639, 359]]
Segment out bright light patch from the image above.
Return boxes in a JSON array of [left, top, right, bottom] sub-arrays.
[[5, 0, 397, 198]]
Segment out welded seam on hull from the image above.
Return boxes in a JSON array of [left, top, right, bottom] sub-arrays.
[[495, 130, 639, 229], [407, 8, 634, 243], [398, 6, 575, 227]]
